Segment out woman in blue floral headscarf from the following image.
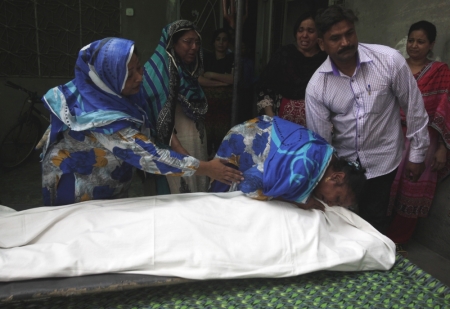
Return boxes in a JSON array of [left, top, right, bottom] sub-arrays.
[[41, 37, 242, 206], [210, 116, 366, 210]]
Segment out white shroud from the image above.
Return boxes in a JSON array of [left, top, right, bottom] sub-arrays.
[[0, 192, 395, 282]]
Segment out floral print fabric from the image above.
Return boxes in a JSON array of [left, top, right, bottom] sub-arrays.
[[211, 116, 333, 203], [42, 127, 199, 206]]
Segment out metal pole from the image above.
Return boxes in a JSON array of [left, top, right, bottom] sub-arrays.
[[231, 0, 244, 126]]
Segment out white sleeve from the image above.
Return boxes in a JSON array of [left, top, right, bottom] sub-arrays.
[[391, 52, 429, 163], [305, 79, 333, 143]]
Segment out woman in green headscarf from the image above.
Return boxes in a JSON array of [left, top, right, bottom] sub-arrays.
[[143, 20, 209, 194]]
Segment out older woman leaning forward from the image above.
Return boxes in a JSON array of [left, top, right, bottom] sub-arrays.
[[40, 38, 242, 206], [143, 20, 210, 194], [210, 116, 367, 210]]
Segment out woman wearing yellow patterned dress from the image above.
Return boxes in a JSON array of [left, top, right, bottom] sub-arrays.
[[41, 38, 242, 206]]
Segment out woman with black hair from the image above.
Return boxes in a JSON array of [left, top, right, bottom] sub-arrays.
[[387, 20, 450, 245], [199, 28, 236, 157], [200, 28, 235, 87], [256, 12, 327, 126]]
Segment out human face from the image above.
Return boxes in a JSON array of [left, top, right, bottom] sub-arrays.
[[121, 53, 143, 97], [406, 29, 435, 61], [296, 18, 319, 56], [318, 19, 358, 66], [173, 30, 201, 64], [312, 172, 354, 207], [214, 32, 230, 53]]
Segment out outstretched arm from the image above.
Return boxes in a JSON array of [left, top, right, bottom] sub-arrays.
[[92, 127, 243, 185], [197, 159, 243, 186]]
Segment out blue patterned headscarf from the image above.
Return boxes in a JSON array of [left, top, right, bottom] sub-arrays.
[[142, 20, 207, 145], [43, 37, 151, 146], [263, 117, 334, 203]]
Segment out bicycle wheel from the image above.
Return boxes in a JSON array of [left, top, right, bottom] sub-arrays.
[[0, 115, 42, 169]]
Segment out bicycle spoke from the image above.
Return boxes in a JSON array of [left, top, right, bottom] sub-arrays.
[[0, 117, 42, 169]]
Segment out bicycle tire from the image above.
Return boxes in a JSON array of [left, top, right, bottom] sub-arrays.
[[0, 115, 42, 170]]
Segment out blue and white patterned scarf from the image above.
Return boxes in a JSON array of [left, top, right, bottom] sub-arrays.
[[263, 117, 333, 203], [43, 37, 151, 147]]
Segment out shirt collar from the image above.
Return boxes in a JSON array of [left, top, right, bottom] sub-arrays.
[[319, 44, 373, 76]]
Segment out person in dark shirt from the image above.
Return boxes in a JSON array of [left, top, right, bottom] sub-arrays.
[[256, 11, 327, 126], [200, 28, 235, 157], [200, 28, 234, 87]]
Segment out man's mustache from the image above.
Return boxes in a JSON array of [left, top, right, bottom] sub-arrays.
[[337, 45, 356, 54]]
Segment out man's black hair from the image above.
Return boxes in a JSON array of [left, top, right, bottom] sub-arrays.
[[315, 5, 358, 38], [331, 157, 366, 205]]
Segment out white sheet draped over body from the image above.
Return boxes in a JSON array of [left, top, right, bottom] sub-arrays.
[[0, 192, 395, 282]]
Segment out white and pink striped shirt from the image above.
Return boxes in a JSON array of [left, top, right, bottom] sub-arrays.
[[306, 43, 429, 179]]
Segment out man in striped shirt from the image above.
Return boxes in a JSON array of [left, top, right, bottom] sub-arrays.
[[305, 5, 429, 234]]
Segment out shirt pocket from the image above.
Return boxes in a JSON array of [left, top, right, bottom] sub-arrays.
[[364, 88, 391, 114]]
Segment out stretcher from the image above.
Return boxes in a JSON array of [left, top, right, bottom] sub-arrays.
[[1, 192, 448, 307]]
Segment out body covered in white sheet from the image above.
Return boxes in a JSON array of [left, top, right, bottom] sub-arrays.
[[0, 192, 395, 282]]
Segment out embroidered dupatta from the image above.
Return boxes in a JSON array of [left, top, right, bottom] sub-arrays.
[[401, 61, 450, 179]]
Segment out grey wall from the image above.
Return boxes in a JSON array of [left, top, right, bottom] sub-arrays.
[[345, 0, 450, 64], [0, 0, 172, 140], [282, 0, 310, 46], [415, 176, 450, 259], [121, 0, 174, 62], [345, 0, 450, 259]]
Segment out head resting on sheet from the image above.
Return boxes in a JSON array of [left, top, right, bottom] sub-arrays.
[[313, 156, 366, 208]]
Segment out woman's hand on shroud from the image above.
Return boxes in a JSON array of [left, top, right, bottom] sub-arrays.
[[197, 159, 243, 185]]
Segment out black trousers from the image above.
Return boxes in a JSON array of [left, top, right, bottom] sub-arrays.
[[358, 168, 397, 235]]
